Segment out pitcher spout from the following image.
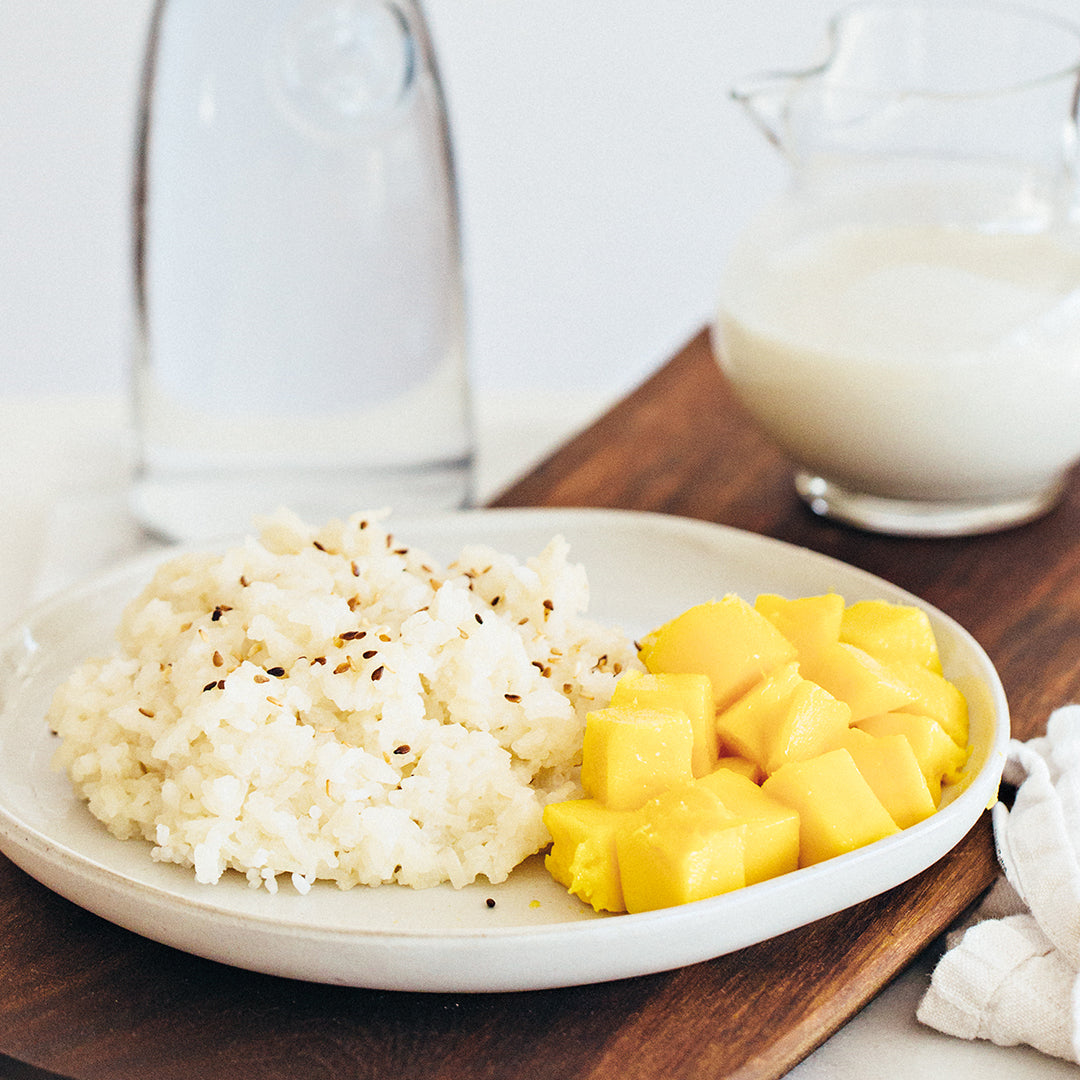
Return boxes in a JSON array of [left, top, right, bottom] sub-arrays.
[[731, 72, 807, 151]]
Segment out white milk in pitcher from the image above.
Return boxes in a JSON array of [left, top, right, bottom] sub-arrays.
[[717, 223, 1080, 503]]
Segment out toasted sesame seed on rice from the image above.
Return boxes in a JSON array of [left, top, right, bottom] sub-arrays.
[[47, 509, 639, 893]]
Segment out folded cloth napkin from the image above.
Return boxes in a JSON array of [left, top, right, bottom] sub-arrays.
[[918, 705, 1080, 1061]]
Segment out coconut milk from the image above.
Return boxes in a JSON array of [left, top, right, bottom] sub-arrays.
[[717, 223, 1080, 503]]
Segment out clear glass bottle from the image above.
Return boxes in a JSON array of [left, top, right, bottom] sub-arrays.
[[131, 0, 473, 541]]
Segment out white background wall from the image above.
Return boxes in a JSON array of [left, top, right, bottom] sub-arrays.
[[2, 0, 1079, 405]]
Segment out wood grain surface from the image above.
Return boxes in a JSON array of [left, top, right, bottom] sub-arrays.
[[4, 328, 1076, 1080]]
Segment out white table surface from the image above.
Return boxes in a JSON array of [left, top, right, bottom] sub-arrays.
[[0, 389, 1073, 1080]]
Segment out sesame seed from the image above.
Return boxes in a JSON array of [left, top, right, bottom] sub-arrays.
[[370, 665, 385, 681]]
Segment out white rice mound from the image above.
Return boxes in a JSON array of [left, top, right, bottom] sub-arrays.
[[48, 509, 639, 893]]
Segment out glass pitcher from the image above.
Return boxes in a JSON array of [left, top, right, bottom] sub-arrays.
[[715, 0, 1080, 536]]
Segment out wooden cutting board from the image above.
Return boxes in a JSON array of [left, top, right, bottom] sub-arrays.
[[3, 328, 1078, 1080]]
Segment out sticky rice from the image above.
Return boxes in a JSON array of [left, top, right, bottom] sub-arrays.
[[48, 510, 638, 893]]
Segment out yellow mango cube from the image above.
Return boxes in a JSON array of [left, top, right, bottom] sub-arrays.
[[715, 755, 764, 784], [716, 661, 852, 775], [715, 661, 802, 767], [858, 710, 969, 801], [799, 642, 916, 722], [838, 728, 937, 829], [610, 670, 718, 778], [616, 783, 746, 913], [762, 749, 900, 866], [887, 661, 969, 749], [637, 595, 797, 710], [580, 706, 694, 810], [840, 599, 943, 674], [543, 798, 635, 913], [696, 768, 800, 884], [754, 592, 844, 659]]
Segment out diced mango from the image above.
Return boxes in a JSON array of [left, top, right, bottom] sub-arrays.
[[696, 768, 800, 884], [580, 706, 694, 811], [762, 749, 900, 866], [838, 728, 937, 829], [616, 783, 746, 913], [637, 596, 797, 710], [754, 592, 844, 659], [799, 642, 916, 722], [610, 670, 718, 778], [546, 588, 970, 916], [715, 661, 802, 766], [543, 798, 635, 913], [886, 661, 969, 749], [715, 755, 764, 784], [840, 599, 943, 674], [857, 710, 969, 801], [716, 661, 852, 775]]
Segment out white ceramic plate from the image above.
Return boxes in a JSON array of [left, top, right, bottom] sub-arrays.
[[0, 508, 1008, 992]]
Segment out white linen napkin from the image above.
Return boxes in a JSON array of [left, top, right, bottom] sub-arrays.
[[918, 705, 1080, 1062]]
